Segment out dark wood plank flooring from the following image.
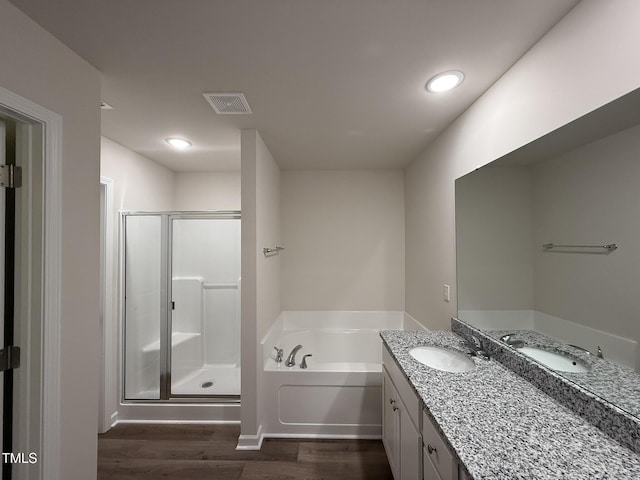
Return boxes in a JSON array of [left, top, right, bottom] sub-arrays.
[[98, 424, 394, 480]]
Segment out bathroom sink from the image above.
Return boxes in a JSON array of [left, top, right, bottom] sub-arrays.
[[516, 346, 590, 373], [409, 346, 476, 373]]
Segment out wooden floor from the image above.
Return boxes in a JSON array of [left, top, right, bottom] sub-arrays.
[[98, 424, 394, 480]]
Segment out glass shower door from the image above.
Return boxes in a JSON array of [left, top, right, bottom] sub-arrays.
[[123, 215, 163, 400], [169, 215, 241, 397]]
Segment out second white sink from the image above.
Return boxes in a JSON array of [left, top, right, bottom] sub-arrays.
[[517, 346, 590, 373], [409, 346, 476, 373]]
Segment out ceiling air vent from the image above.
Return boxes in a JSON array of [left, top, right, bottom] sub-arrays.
[[203, 92, 252, 114]]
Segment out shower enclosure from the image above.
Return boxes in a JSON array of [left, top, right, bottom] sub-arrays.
[[122, 211, 241, 401]]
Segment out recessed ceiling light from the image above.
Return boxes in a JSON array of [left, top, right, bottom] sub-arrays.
[[426, 71, 464, 93], [166, 137, 192, 149]]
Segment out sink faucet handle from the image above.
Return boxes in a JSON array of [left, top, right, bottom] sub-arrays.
[[273, 347, 283, 363], [300, 354, 312, 369], [597, 346, 603, 359]]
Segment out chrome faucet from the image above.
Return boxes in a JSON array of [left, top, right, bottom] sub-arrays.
[[273, 346, 283, 363], [467, 335, 490, 360], [285, 344, 303, 367], [500, 334, 525, 349], [568, 344, 604, 359]]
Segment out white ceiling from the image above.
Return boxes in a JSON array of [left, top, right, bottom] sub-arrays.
[[10, 0, 579, 172]]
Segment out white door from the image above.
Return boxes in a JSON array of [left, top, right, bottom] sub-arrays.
[[0, 117, 6, 473], [0, 110, 45, 480]]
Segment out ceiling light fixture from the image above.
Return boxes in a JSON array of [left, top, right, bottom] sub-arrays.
[[426, 70, 464, 93], [166, 137, 192, 149]]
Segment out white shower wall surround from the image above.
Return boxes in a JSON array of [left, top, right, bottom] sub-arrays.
[[260, 311, 425, 438]]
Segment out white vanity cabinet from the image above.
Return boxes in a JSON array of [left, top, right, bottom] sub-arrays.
[[382, 346, 467, 480], [382, 347, 422, 480]]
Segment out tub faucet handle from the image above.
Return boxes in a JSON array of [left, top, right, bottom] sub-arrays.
[[300, 354, 312, 369], [273, 347, 283, 363]]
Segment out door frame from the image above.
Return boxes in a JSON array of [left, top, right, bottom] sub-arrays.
[[0, 85, 62, 480], [99, 177, 117, 433]]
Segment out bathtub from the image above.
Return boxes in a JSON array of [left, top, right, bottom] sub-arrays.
[[260, 311, 424, 439]]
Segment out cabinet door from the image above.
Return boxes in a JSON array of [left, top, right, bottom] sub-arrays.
[[399, 404, 421, 480], [423, 411, 456, 480], [382, 369, 400, 479], [424, 447, 443, 480]]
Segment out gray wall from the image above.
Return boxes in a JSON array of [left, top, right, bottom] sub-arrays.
[[0, 1, 101, 478], [405, 0, 640, 330], [532, 124, 640, 344]]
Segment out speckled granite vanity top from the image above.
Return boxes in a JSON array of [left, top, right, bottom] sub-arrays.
[[380, 329, 640, 479]]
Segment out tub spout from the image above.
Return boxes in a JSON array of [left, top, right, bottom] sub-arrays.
[[285, 344, 303, 367]]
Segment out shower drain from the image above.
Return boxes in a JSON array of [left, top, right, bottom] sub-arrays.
[[201, 380, 215, 389]]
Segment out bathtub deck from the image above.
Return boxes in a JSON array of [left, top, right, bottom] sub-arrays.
[[98, 423, 393, 479]]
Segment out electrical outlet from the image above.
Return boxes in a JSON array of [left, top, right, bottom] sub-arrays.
[[443, 284, 451, 303]]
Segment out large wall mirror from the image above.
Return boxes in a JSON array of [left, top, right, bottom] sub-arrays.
[[455, 87, 640, 420]]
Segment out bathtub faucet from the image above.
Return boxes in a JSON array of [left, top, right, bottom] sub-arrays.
[[285, 344, 303, 367]]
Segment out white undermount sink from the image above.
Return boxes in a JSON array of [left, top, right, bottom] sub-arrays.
[[516, 346, 590, 373], [409, 346, 476, 373]]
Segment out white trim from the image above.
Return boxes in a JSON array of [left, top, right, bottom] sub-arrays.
[[116, 402, 240, 423], [0, 85, 62, 480], [235, 424, 264, 450], [116, 419, 240, 425], [99, 177, 117, 433], [264, 433, 382, 440]]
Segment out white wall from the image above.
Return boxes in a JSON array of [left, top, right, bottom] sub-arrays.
[[532, 124, 640, 344], [240, 129, 281, 446], [405, 0, 640, 330], [101, 137, 175, 213], [174, 171, 241, 211], [281, 169, 405, 311], [101, 137, 241, 213], [0, 1, 101, 478], [456, 166, 534, 310]]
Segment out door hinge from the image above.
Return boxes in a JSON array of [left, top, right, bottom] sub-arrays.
[[0, 164, 22, 188], [0, 346, 20, 372]]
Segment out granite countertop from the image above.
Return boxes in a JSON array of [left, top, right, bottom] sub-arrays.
[[380, 329, 640, 480]]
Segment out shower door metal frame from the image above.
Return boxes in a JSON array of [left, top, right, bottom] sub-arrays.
[[121, 211, 241, 404]]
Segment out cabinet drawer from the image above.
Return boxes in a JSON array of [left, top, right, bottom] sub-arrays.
[[422, 411, 455, 480], [383, 347, 421, 428]]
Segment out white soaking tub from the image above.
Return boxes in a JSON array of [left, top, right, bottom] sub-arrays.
[[260, 311, 424, 439]]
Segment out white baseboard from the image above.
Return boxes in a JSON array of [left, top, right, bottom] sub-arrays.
[[115, 419, 240, 425], [263, 433, 382, 440], [110, 412, 119, 429], [236, 424, 264, 450]]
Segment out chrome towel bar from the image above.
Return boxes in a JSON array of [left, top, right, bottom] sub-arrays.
[[542, 243, 618, 251], [263, 246, 285, 256]]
